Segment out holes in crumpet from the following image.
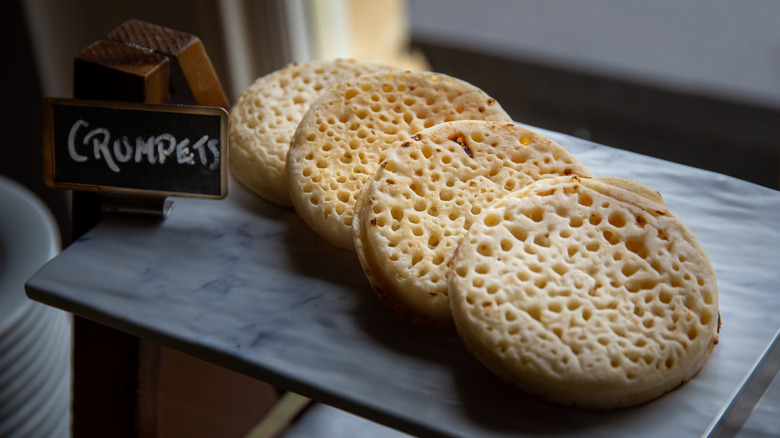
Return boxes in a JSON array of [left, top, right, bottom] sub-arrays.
[[528, 306, 542, 322], [622, 264, 639, 277], [528, 207, 545, 222], [609, 212, 626, 228], [553, 263, 568, 276], [578, 193, 593, 207], [509, 225, 528, 242], [533, 234, 551, 248], [583, 308, 593, 321], [483, 213, 501, 227], [477, 243, 494, 257], [501, 239, 513, 252], [701, 311, 713, 325], [626, 239, 648, 259], [510, 153, 526, 164]]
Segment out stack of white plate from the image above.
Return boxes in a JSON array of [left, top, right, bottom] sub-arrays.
[[0, 175, 71, 438]]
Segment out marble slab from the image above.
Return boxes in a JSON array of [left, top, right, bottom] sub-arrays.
[[26, 129, 780, 437]]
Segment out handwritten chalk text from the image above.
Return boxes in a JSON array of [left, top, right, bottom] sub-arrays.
[[67, 119, 220, 173]]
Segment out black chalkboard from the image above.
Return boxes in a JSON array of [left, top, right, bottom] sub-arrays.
[[43, 98, 228, 199]]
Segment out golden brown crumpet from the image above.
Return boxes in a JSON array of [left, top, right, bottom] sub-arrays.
[[353, 121, 592, 331], [229, 59, 391, 206], [449, 176, 719, 409], [286, 70, 512, 251]]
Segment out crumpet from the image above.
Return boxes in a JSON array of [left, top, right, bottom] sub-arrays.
[[229, 59, 390, 206], [449, 176, 719, 409], [354, 121, 592, 331], [286, 70, 512, 251]]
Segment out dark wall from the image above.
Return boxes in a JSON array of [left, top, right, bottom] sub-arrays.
[[1, 0, 71, 244]]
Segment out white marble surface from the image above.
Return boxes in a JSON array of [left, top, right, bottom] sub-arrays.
[[25, 129, 780, 437]]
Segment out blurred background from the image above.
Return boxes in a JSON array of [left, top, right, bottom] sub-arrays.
[[4, 0, 779, 245], [2, 1, 779, 437]]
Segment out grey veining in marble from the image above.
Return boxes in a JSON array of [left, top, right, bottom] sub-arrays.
[[26, 129, 780, 437]]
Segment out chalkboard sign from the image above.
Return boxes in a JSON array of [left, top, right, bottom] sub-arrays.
[[42, 98, 228, 199]]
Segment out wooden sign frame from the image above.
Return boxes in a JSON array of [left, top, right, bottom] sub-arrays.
[[42, 98, 228, 200]]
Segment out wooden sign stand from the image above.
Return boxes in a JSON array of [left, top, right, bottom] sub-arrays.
[[68, 20, 228, 438], [71, 37, 171, 234], [42, 96, 228, 219], [65, 20, 229, 223]]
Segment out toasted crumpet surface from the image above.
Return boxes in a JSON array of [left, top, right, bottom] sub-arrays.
[[229, 59, 391, 206], [449, 176, 719, 409], [286, 70, 512, 251], [353, 121, 592, 331]]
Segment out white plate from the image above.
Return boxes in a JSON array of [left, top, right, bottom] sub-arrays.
[[0, 367, 70, 438], [0, 309, 71, 436], [0, 303, 64, 384], [0, 314, 55, 398], [0, 309, 63, 411], [0, 175, 67, 437], [0, 306, 71, 398], [0, 303, 48, 368], [0, 300, 38, 354], [0, 175, 59, 331]]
